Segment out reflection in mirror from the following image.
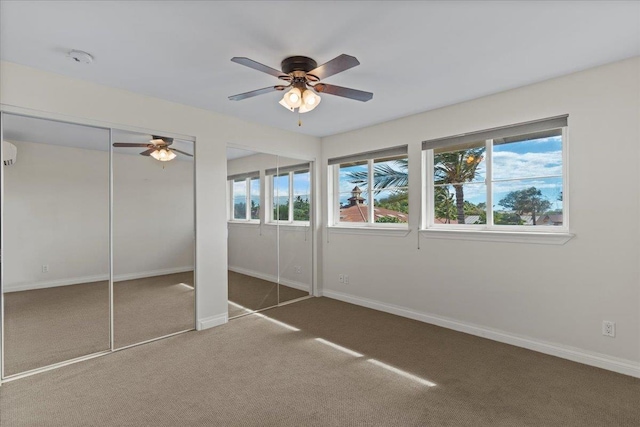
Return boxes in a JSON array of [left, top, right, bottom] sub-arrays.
[[112, 130, 194, 348], [2, 114, 110, 376], [275, 157, 313, 304], [226, 148, 279, 318]]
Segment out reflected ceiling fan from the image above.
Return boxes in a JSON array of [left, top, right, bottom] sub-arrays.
[[113, 136, 192, 162], [228, 54, 373, 115]]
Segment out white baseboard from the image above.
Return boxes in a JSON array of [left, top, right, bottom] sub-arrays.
[[228, 265, 310, 292], [322, 289, 640, 379], [4, 266, 195, 293], [197, 313, 228, 330]]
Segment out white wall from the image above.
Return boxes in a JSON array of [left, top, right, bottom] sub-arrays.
[[0, 61, 321, 328], [3, 140, 110, 290], [321, 57, 640, 376], [227, 153, 313, 291]]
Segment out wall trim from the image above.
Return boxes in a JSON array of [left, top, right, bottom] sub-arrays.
[[197, 313, 228, 331], [228, 265, 311, 292], [4, 266, 195, 293], [322, 289, 640, 378]]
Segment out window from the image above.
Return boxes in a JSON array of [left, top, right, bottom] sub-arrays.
[[329, 146, 409, 227], [228, 171, 260, 221], [423, 116, 567, 232], [266, 163, 311, 224]]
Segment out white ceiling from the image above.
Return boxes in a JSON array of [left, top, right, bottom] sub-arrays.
[[1, 1, 639, 138]]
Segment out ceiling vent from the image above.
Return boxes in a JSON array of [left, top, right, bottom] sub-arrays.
[[3, 141, 17, 166]]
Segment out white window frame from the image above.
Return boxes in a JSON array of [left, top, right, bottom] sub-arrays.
[[267, 168, 311, 226], [422, 119, 570, 236], [330, 150, 409, 229], [228, 176, 260, 223]]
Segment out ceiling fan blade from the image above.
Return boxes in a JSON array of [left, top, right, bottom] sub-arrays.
[[171, 148, 193, 157], [229, 86, 284, 101], [313, 83, 373, 102], [307, 54, 360, 80], [140, 148, 155, 156], [113, 143, 150, 148], [231, 57, 286, 78]]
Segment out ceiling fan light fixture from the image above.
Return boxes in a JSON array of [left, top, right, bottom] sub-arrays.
[[150, 148, 176, 162], [301, 89, 321, 111], [279, 97, 295, 112], [283, 87, 302, 108]]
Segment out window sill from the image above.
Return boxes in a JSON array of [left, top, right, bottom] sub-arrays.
[[420, 228, 574, 245], [328, 226, 411, 237], [263, 222, 310, 231], [227, 221, 261, 228]]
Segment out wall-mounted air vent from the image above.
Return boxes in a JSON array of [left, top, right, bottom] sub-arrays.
[[3, 141, 17, 166]]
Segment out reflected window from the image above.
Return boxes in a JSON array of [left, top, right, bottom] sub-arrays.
[[228, 172, 260, 222], [267, 164, 310, 224]]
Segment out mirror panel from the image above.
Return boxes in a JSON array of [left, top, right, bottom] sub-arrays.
[[276, 157, 313, 304], [112, 130, 195, 348], [1, 114, 110, 376], [227, 148, 278, 318]]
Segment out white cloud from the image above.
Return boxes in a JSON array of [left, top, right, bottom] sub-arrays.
[[493, 150, 562, 180]]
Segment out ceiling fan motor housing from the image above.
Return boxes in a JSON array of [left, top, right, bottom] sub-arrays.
[[281, 56, 318, 75]]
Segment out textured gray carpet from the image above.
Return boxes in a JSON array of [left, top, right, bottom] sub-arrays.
[[227, 271, 309, 318], [1, 297, 639, 426], [3, 272, 194, 376]]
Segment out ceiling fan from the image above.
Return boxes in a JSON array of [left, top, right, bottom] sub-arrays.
[[113, 136, 192, 162], [228, 54, 373, 114]]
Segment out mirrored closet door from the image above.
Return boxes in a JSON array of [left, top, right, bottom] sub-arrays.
[[112, 130, 195, 348], [1, 113, 110, 377], [1, 113, 197, 379], [226, 149, 313, 320], [274, 157, 313, 305], [227, 149, 279, 318]]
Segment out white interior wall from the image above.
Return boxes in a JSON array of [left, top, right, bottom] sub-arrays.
[[227, 153, 313, 291], [0, 61, 321, 328], [320, 57, 640, 376]]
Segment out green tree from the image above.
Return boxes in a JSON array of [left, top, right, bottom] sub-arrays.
[[376, 191, 409, 214], [376, 216, 402, 223], [434, 186, 456, 223], [293, 196, 310, 221], [498, 187, 551, 225], [434, 148, 485, 225], [234, 202, 246, 219]]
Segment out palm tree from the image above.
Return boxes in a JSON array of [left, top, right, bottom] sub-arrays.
[[434, 148, 485, 224], [347, 159, 408, 192]]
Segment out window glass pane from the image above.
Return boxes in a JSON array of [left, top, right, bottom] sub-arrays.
[[293, 170, 310, 221], [374, 188, 408, 223], [434, 141, 486, 184], [493, 177, 563, 226], [273, 173, 289, 221], [433, 183, 487, 225], [233, 179, 246, 220], [250, 177, 260, 220], [338, 161, 368, 223], [493, 130, 562, 181]]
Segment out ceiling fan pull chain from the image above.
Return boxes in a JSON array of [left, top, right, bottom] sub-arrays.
[[298, 111, 302, 127]]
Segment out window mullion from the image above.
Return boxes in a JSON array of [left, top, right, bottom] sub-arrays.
[[486, 139, 493, 228], [368, 159, 374, 223], [245, 178, 250, 221], [288, 171, 294, 222], [424, 150, 434, 228]]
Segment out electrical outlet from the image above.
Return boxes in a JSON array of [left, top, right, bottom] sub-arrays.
[[338, 274, 344, 283], [42, 265, 49, 273], [344, 275, 349, 285], [602, 321, 615, 337]]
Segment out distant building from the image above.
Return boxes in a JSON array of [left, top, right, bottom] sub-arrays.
[[339, 186, 408, 223]]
